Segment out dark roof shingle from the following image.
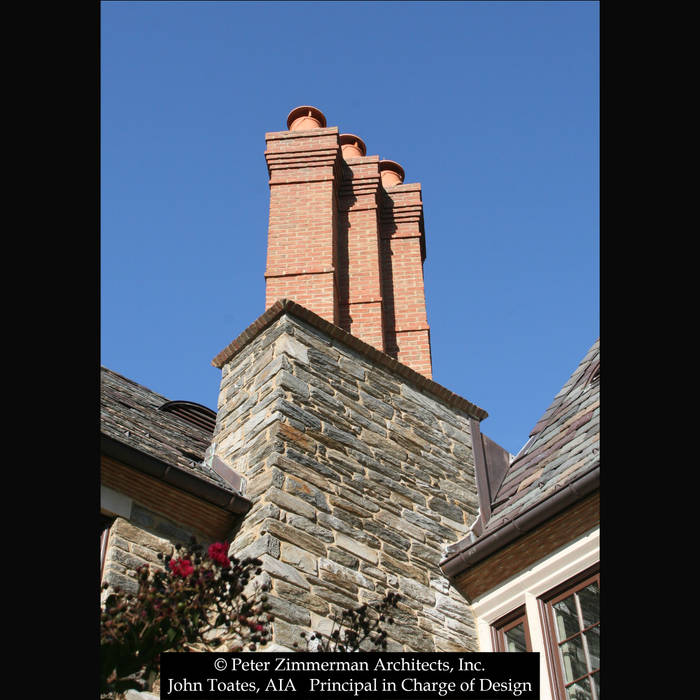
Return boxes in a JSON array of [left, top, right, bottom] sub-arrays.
[[482, 338, 600, 534], [100, 367, 235, 493]]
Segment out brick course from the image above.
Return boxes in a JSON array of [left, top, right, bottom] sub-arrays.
[[263, 108, 432, 377]]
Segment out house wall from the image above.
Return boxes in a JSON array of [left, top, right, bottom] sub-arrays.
[[212, 311, 481, 651], [101, 500, 217, 598], [102, 516, 175, 597], [470, 527, 600, 700]]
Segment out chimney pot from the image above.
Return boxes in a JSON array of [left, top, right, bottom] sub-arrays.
[[379, 159, 405, 186], [286, 105, 327, 131], [339, 134, 367, 158]]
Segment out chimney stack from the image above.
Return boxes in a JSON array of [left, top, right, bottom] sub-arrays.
[[264, 106, 432, 378]]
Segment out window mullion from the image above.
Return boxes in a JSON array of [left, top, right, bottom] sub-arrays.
[[573, 590, 597, 700]]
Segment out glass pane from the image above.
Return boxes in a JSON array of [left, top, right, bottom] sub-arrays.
[[578, 582, 600, 628], [504, 623, 528, 652], [554, 594, 580, 640], [559, 636, 588, 683], [584, 625, 600, 670], [566, 677, 593, 700], [591, 671, 600, 698]]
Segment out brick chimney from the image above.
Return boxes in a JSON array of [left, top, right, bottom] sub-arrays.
[[264, 106, 433, 379]]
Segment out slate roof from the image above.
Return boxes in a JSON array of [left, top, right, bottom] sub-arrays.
[[481, 338, 600, 535], [100, 366, 236, 493]]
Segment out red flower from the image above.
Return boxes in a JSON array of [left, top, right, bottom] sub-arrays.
[[168, 558, 195, 577], [208, 541, 231, 568]]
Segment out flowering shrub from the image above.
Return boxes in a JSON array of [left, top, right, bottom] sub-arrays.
[[100, 538, 403, 697], [207, 541, 231, 568], [168, 557, 195, 578], [100, 538, 271, 697]]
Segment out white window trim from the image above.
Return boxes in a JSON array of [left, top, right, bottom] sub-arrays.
[[101, 485, 133, 519], [471, 527, 599, 700]]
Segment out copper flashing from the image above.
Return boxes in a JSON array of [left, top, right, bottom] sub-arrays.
[[440, 463, 600, 579], [211, 298, 488, 422], [101, 435, 251, 515], [470, 418, 493, 523]]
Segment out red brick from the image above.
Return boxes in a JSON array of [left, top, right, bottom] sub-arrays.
[[263, 112, 432, 377]]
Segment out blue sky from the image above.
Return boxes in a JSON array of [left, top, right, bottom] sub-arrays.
[[101, 1, 599, 455]]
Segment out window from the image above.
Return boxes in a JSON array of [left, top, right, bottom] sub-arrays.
[[492, 607, 532, 652], [540, 567, 600, 700], [100, 513, 115, 579]]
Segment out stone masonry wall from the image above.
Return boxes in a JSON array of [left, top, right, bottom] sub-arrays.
[[212, 311, 481, 651], [102, 505, 211, 599]]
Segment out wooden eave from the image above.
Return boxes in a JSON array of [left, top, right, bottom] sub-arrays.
[[101, 436, 251, 541], [451, 489, 599, 602]]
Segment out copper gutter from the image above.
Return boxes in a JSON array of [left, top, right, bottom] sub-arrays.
[[440, 464, 600, 579], [101, 435, 251, 515]]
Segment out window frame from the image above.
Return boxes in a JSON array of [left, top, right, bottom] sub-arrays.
[[100, 513, 116, 580], [491, 605, 533, 652], [538, 564, 600, 700]]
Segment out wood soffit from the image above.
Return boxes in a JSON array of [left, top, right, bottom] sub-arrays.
[[453, 491, 600, 601], [101, 455, 243, 541]]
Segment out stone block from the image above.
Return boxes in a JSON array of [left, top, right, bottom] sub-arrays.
[[428, 497, 465, 522], [319, 558, 374, 590], [264, 594, 311, 627], [243, 502, 281, 529], [283, 513, 333, 543], [272, 618, 309, 651], [274, 369, 310, 399], [280, 543, 318, 575], [265, 486, 316, 520], [435, 592, 472, 618], [246, 467, 284, 499], [310, 585, 358, 610], [284, 475, 329, 513], [111, 518, 173, 554], [398, 576, 435, 605], [358, 562, 387, 583], [277, 399, 322, 431], [274, 580, 330, 616], [379, 552, 428, 585], [250, 353, 292, 392], [109, 547, 151, 573], [102, 570, 139, 596], [328, 547, 359, 569], [274, 334, 310, 364], [335, 533, 378, 564], [260, 518, 328, 558], [375, 509, 426, 542], [233, 533, 280, 561], [259, 554, 310, 590]]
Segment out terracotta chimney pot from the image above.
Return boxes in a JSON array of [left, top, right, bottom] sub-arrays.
[[379, 159, 405, 186], [339, 134, 367, 158], [286, 105, 327, 131]]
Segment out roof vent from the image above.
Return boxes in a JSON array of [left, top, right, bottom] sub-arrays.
[[158, 401, 217, 433]]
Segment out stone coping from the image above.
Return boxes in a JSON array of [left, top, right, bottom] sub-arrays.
[[211, 298, 488, 422]]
